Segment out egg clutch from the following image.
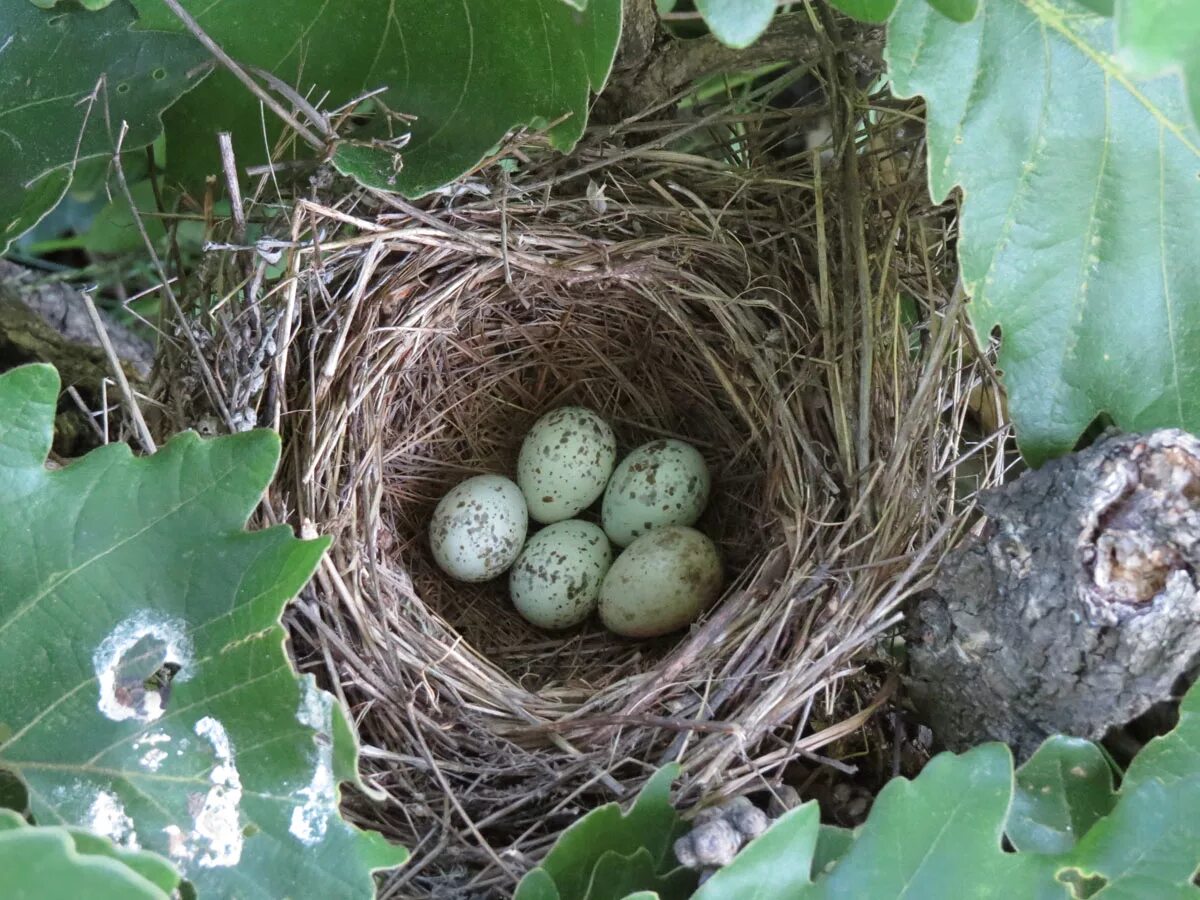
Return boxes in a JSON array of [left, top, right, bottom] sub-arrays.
[[428, 407, 722, 638]]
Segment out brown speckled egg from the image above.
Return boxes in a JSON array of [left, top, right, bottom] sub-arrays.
[[430, 475, 527, 582], [601, 439, 710, 547], [598, 526, 722, 638], [509, 520, 612, 629], [517, 407, 617, 524]]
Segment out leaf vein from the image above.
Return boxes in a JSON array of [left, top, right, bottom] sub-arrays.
[[0, 457, 243, 642]]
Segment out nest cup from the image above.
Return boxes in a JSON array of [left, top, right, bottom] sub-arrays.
[[188, 94, 1012, 896], [387, 241, 791, 680]]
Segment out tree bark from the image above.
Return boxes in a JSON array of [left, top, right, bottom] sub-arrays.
[[0, 261, 153, 455], [907, 430, 1200, 759], [0, 261, 152, 377]]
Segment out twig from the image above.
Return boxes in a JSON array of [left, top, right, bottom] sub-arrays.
[[269, 207, 306, 433], [885, 283, 968, 485], [64, 385, 105, 441], [218, 133, 247, 242], [317, 238, 384, 388], [532, 713, 743, 736], [834, 34, 876, 499], [157, 0, 326, 151], [249, 66, 333, 138], [409, 704, 517, 881], [218, 132, 246, 241], [80, 290, 156, 453], [110, 122, 235, 429]]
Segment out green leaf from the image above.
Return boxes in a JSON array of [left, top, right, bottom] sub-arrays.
[[0, 810, 175, 899], [516, 764, 695, 900], [693, 803, 819, 899], [925, 0, 979, 22], [329, 142, 407, 192], [1051, 680, 1200, 894], [700, 748, 1057, 899], [694, 0, 777, 48], [76, 179, 168, 257], [0, 1, 206, 252], [691, 0, 984, 36], [811, 745, 1053, 898], [1077, 0, 1115, 13], [585, 848, 694, 900], [825, 0, 899, 23], [542, 687, 1200, 898], [1008, 737, 1119, 854], [0, 365, 407, 898], [1120, 674, 1200, 790], [1116, 0, 1200, 127], [3, 173, 73, 257], [1060, 776, 1200, 897], [539, 683, 1200, 896], [887, 0, 1200, 463], [60, 829, 181, 894], [130, 0, 621, 198], [0, 808, 180, 894], [516, 867, 563, 900], [812, 825, 855, 877], [29, 0, 115, 10]]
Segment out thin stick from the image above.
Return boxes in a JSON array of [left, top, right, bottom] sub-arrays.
[[81, 290, 156, 453], [218, 133, 247, 241], [409, 705, 517, 881], [249, 65, 333, 137], [110, 122, 235, 428], [157, 0, 326, 150], [99, 377, 109, 444], [318, 238, 384, 385], [64, 386, 105, 441], [533, 713, 743, 736], [270, 207, 306, 433]]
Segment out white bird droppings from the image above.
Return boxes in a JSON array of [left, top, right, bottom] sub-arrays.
[[93, 611, 192, 723], [139, 748, 168, 772], [87, 790, 139, 849], [164, 717, 244, 869], [133, 731, 172, 772], [289, 679, 335, 846]]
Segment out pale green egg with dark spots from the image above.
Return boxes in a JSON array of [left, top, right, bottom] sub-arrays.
[[598, 526, 722, 638], [518, 407, 617, 524], [510, 520, 613, 629], [601, 439, 710, 547], [430, 475, 527, 582]]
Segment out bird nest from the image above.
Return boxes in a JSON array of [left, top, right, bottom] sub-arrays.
[[161, 86, 1007, 896]]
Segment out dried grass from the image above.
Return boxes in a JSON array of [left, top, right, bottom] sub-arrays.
[[160, 75, 1009, 896]]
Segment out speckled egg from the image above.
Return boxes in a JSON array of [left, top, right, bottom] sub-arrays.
[[601, 439, 711, 547], [429, 475, 528, 582], [598, 526, 722, 638], [509, 520, 613, 629], [517, 407, 617, 524]]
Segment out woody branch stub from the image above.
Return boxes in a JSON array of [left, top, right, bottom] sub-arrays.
[[907, 430, 1200, 758]]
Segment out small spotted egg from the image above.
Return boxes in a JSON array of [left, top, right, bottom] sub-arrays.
[[517, 407, 617, 524], [598, 526, 722, 638], [601, 439, 710, 547], [509, 520, 613, 629], [429, 475, 528, 582]]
